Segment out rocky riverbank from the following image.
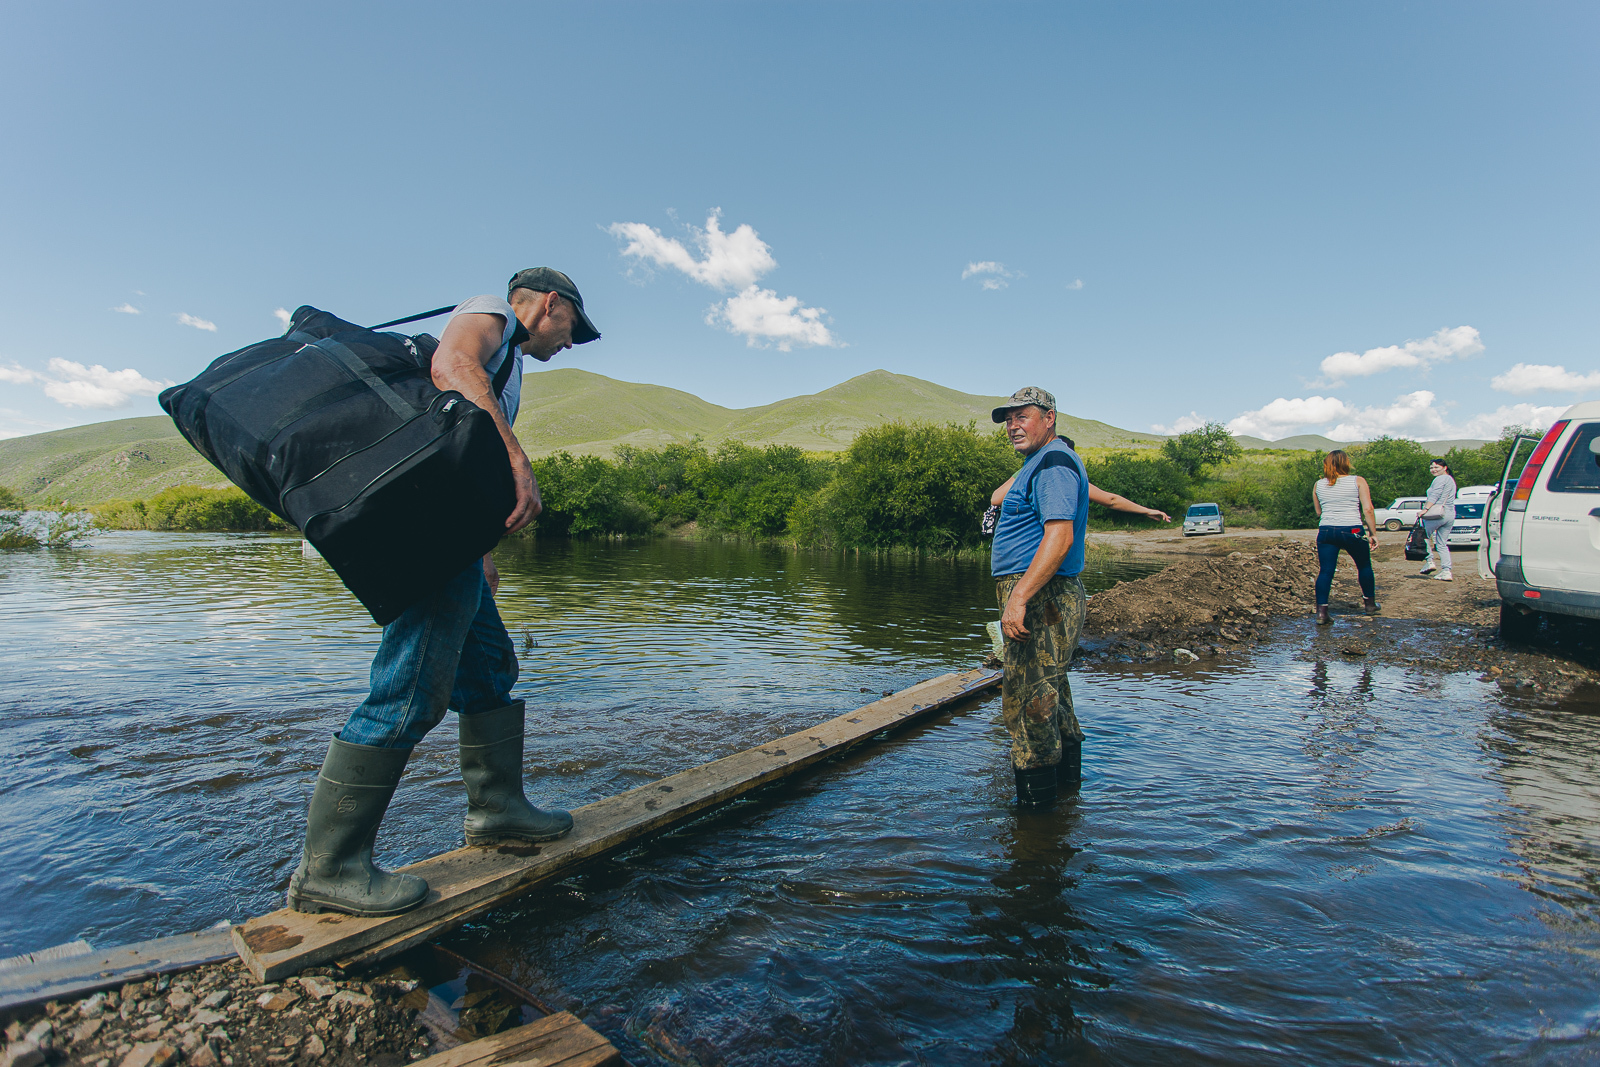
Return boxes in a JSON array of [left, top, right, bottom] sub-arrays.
[[2, 962, 431, 1067]]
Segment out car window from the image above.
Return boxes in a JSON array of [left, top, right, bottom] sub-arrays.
[[1187, 505, 1219, 516], [1545, 422, 1600, 494], [1404, 499, 1424, 508], [1455, 503, 1484, 519]]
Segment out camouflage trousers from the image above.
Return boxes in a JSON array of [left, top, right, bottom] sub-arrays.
[[995, 572, 1086, 771]]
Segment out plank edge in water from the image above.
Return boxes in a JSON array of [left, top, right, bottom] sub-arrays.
[[237, 668, 1001, 981]]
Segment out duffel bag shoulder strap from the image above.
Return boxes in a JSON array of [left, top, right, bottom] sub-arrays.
[[371, 303, 519, 401], [306, 338, 418, 420]]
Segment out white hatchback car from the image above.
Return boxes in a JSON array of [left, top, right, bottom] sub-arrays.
[[1374, 496, 1427, 531], [1183, 502, 1224, 536], [1485, 402, 1600, 639]]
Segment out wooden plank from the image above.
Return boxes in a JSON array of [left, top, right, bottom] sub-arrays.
[[0, 928, 236, 1016], [235, 668, 1001, 981], [411, 1012, 620, 1067]]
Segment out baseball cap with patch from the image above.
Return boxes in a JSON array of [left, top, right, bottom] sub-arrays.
[[508, 267, 601, 345], [991, 386, 1057, 423]]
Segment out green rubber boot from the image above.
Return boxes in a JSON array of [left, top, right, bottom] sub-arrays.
[[459, 701, 574, 846], [285, 736, 429, 916]]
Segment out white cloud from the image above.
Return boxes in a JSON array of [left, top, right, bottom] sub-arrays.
[[111, 303, 140, 315], [1490, 362, 1600, 396], [609, 210, 839, 349], [1455, 403, 1568, 439], [608, 210, 776, 290], [0, 358, 172, 409], [1151, 411, 1210, 435], [1227, 396, 1355, 439], [1066, 279, 1084, 291], [961, 261, 1021, 291], [1318, 326, 1483, 384], [1326, 390, 1452, 440], [274, 308, 292, 328], [708, 286, 838, 351], [176, 312, 217, 332]]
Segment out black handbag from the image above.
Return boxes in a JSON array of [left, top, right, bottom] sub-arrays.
[[159, 305, 516, 625], [1404, 518, 1428, 562]]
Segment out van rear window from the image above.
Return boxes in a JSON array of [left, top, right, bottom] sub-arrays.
[[1545, 422, 1600, 493]]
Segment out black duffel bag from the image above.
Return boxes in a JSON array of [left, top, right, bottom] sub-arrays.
[[1404, 518, 1428, 561], [159, 305, 516, 625]]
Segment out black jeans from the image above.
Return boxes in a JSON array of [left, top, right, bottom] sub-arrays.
[[1315, 525, 1375, 606]]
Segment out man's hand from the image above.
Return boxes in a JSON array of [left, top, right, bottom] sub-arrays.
[[1001, 594, 1030, 641], [505, 455, 542, 532], [482, 553, 500, 596]]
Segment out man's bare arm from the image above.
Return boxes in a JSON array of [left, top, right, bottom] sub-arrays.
[[432, 313, 540, 532], [1000, 519, 1072, 640]]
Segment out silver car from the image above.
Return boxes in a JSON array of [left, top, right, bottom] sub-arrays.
[[1183, 502, 1225, 536]]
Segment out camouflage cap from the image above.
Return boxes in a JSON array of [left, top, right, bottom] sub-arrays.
[[991, 386, 1057, 423]]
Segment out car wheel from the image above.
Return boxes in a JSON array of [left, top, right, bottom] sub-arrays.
[[1500, 603, 1541, 643], [1385, 519, 1402, 531]]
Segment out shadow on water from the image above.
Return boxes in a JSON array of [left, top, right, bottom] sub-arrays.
[[5, 534, 1600, 1062]]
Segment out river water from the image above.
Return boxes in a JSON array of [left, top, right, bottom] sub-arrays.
[[2, 533, 1598, 1063]]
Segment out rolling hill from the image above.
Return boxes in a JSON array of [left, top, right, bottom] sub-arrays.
[[0, 367, 1485, 505]]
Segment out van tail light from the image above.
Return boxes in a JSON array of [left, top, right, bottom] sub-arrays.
[[1524, 590, 1542, 599], [1507, 420, 1570, 512]]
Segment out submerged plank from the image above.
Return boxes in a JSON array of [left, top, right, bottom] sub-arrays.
[[235, 668, 1001, 981], [411, 1012, 621, 1067], [0, 928, 236, 1015]]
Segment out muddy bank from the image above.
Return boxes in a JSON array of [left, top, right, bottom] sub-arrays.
[[1080, 538, 1600, 699]]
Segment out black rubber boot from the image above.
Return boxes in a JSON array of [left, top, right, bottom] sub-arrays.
[[286, 736, 429, 916], [460, 701, 574, 846], [1363, 597, 1381, 615], [1014, 764, 1059, 808], [1059, 739, 1083, 790], [1316, 605, 1332, 625]]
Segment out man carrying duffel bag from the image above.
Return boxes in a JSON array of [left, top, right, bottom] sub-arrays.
[[290, 267, 600, 916]]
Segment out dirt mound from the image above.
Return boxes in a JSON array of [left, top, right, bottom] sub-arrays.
[[1085, 542, 1323, 659]]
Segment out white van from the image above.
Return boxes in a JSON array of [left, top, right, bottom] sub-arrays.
[[1484, 401, 1600, 639]]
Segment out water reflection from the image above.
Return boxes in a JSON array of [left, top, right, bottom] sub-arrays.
[[4, 535, 1600, 1062]]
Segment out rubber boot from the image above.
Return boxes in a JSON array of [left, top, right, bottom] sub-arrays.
[[1316, 605, 1332, 625], [1014, 764, 1059, 808], [459, 700, 574, 845], [1363, 597, 1381, 615], [286, 736, 429, 916], [1059, 739, 1083, 790]]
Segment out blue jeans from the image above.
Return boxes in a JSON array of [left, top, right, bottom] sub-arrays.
[[340, 562, 519, 749], [1422, 518, 1454, 571], [1315, 525, 1376, 606]]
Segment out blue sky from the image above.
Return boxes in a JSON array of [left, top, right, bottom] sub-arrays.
[[1, 1, 1595, 442]]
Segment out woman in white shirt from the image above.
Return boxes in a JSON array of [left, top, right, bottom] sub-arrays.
[[1420, 458, 1458, 581], [1311, 450, 1380, 625]]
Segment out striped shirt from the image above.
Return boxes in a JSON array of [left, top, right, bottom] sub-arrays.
[[1315, 475, 1363, 526]]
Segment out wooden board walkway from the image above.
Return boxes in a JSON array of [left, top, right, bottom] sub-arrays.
[[235, 667, 1001, 981], [413, 1013, 622, 1067], [0, 928, 235, 1016]]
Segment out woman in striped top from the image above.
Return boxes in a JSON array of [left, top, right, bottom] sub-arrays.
[[1311, 450, 1380, 625]]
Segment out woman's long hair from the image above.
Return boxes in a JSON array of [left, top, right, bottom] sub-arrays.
[[1323, 450, 1352, 484]]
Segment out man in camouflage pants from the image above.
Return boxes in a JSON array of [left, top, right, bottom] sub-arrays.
[[989, 387, 1090, 808]]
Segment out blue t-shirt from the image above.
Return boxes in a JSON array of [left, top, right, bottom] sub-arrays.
[[990, 439, 1088, 578]]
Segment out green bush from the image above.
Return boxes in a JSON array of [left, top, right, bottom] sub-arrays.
[[0, 486, 23, 510], [1264, 451, 1328, 528], [1084, 451, 1192, 523], [529, 452, 653, 537], [1347, 437, 1433, 507], [91, 486, 283, 531], [819, 422, 1019, 551], [1161, 422, 1243, 480], [0, 509, 95, 549]]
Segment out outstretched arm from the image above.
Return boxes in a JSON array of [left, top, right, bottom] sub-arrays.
[[1088, 484, 1170, 522], [1357, 477, 1378, 547]]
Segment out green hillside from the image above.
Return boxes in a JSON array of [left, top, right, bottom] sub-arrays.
[[0, 417, 228, 506], [1, 368, 1157, 505], [1234, 433, 1490, 452]]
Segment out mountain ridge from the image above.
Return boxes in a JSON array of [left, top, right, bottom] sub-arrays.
[[0, 368, 1485, 504]]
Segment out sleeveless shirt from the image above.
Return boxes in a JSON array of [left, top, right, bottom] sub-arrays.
[[1315, 475, 1363, 526]]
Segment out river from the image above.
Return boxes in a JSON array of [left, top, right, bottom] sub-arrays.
[[1, 533, 1597, 1063]]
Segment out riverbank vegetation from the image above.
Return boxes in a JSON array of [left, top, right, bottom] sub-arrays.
[[1, 485, 96, 548], [40, 423, 1536, 549], [90, 485, 287, 531]]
